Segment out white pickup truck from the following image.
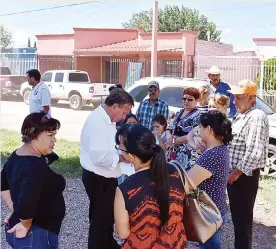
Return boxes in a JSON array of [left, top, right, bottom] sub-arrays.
[[20, 70, 113, 110]]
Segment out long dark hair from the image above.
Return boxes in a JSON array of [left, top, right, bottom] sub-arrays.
[[116, 124, 169, 225], [200, 110, 233, 145]]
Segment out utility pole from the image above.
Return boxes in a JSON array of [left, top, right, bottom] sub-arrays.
[[151, 0, 158, 77]]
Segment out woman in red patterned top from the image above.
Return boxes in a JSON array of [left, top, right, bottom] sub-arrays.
[[114, 124, 187, 249]]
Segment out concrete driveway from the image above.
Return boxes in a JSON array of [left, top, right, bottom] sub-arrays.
[[0, 99, 94, 142]]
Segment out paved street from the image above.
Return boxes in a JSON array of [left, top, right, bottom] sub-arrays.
[[0, 99, 94, 142]]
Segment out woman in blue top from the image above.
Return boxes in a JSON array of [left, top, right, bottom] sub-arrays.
[[188, 110, 233, 249]]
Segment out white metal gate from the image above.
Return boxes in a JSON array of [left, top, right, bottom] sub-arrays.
[[195, 56, 276, 107]]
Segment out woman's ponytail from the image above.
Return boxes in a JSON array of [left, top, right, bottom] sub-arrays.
[[149, 144, 169, 225]]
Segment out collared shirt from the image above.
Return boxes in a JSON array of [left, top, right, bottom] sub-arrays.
[[80, 105, 121, 178], [228, 105, 269, 176], [30, 81, 51, 115], [136, 98, 169, 130], [210, 81, 237, 117]]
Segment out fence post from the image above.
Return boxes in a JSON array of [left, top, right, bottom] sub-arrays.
[[259, 57, 264, 99], [36, 54, 39, 71], [195, 55, 200, 78]]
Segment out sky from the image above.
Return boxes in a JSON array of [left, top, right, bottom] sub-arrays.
[[1, 0, 276, 51]]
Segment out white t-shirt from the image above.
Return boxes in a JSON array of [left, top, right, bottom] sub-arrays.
[[29, 81, 51, 115]]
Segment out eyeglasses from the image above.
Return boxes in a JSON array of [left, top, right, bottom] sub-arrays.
[[115, 144, 128, 153], [182, 97, 194, 102]]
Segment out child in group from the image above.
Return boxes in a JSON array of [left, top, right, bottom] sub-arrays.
[[151, 114, 168, 152], [186, 94, 230, 168], [208, 94, 230, 115], [116, 113, 138, 130], [124, 113, 139, 125], [117, 115, 139, 184]]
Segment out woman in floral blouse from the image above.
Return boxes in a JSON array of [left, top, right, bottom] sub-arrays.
[[164, 87, 202, 169]]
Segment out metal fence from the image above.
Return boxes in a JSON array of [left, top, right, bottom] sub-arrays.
[[109, 59, 183, 89], [1, 53, 275, 107], [38, 57, 73, 74], [0, 53, 73, 75], [0, 53, 37, 75], [195, 56, 276, 107]]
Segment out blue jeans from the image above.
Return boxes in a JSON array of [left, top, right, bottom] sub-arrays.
[[199, 214, 227, 249], [5, 225, 58, 249]]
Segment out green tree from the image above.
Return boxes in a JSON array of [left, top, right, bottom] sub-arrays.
[[27, 37, 31, 47], [257, 58, 276, 91], [33, 41, 37, 48], [0, 25, 13, 50], [122, 5, 221, 42]]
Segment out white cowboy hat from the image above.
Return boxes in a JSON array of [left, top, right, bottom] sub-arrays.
[[206, 65, 221, 75]]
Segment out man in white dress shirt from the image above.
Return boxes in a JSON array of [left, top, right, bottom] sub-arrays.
[[80, 88, 134, 249], [27, 69, 51, 115]]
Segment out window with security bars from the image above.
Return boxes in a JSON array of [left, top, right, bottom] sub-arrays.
[[159, 60, 182, 77]]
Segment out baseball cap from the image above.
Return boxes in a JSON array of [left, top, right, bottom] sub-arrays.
[[148, 80, 159, 89], [227, 79, 257, 95]]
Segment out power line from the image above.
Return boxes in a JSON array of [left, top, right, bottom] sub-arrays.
[[10, 1, 121, 31], [208, 3, 276, 12], [0, 1, 100, 17]]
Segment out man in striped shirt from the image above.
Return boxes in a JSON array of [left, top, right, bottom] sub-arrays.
[[136, 81, 169, 130], [227, 80, 269, 249]]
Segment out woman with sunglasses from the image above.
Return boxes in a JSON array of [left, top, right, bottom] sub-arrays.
[[1, 112, 65, 249], [114, 124, 187, 249], [165, 87, 202, 169]]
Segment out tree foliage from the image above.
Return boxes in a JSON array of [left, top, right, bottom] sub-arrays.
[[0, 25, 13, 49], [257, 58, 276, 90], [122, 5, 221, 42]]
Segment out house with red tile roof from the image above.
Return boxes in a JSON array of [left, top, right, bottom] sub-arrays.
[[36, 27, 256, 86]]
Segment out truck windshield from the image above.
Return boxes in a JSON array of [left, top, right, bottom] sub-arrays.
[[68, 73, 89, 83]]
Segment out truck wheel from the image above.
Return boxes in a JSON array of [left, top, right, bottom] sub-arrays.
[[23, 89, 31, 105], [261, 143, 276, 177], [69, 94, 83, 110]]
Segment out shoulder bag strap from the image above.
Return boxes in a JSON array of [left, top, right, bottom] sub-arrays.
[[170, 160, 197, 192]]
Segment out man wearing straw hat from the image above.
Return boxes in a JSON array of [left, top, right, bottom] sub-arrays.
[[207, 65, 237, 117]]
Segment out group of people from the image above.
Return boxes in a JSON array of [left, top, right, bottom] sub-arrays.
[[1, 67, 269, 249]]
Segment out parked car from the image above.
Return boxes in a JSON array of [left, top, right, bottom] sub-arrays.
[[20, 70, 113, 110], [127, 76, 211, 114], [126, 77, 276, 176], [0, 67, 26, 97]]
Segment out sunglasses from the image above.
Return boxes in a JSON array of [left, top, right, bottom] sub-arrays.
[[182, 97, 194, 102], [115, 144, 128, 153], [149, 88, 158, 93]]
